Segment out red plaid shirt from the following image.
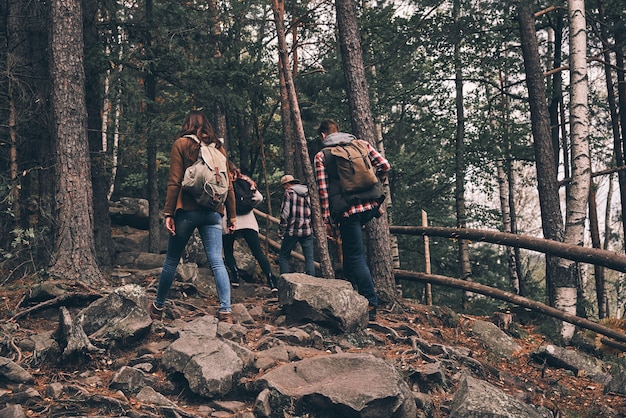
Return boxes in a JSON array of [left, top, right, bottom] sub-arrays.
[[314, 139, 390, 223], [279, 185, 313, 237]]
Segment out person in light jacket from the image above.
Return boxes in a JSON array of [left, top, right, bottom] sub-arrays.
[[223, 162, 278, 292]]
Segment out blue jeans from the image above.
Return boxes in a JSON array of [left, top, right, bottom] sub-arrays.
[[155, 209, 231, 312], [339, 210, 377, 307], [279, 234, 315, 276]]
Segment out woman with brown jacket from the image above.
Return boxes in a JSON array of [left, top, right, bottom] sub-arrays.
[[149, 110, 236, 323]]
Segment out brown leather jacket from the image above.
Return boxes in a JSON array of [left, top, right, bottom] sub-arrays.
[[163, 136, 236, 226]]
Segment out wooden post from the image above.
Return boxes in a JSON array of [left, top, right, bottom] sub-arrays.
[[422, 210, 432, 305]]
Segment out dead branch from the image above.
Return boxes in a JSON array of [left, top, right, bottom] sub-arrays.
[[396, 269, 626, 344], [9, 292, 102, 322]]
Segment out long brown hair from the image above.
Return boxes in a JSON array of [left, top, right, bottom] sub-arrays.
[[178, 110, 221, 148]]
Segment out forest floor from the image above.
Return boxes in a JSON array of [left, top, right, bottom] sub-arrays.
[[1, 268, 626, 417]]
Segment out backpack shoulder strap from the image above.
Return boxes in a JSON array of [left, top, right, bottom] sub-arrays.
[[183, 134, 200, 144]]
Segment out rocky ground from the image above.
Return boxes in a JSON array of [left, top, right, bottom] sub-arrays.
[[1, 219, 626, 417], [1, 265, 626, 417]]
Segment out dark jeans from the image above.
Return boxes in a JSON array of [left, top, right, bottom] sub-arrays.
[[339, 210, 377, 307], [155, 209, 230, 312], [223, 228, 272, 278], [279, 234, 315, 276]]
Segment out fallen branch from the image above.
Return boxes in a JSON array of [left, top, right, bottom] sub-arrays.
[[9, 292, 102, 322], [396, 269, 626, 344], [390, 225, 626, 273]]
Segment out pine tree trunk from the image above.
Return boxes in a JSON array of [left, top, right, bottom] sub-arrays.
[[453, 0, 472, 310], [272, 0, 334, 279], [517, 0, 564, 307], [84, 0, 114, 266], [598, 0, 626, 254], [279, 59, 298, 178], [497, 160, 520, 294], [589, 184, 607, 318], [47, 0, 103, 285], [335, 0, 397, 303], [142, 0, 161, 254]]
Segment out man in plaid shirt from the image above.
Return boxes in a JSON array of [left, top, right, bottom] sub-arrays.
[[314, 119, 390, 321], [278, 174, 315, 276]]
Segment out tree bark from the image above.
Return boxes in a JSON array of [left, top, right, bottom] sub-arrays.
[[5, 0, 53, 268], [517, 0, 564, 306], [279, 58, 298, 177], [83, 0, 114, 266], [589, 183, 608, 318], [144, 0, 160, 254], [598, 0, 626, 254], [47, 0, 103, 285], [497, 159, 520, 294], [453, 0, 472, 309], [554, 0, 590, 342], [335, 0, 397, 303], [272, 0, 334, 279]]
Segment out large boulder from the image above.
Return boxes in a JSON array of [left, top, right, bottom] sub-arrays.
[[109, 197, 149, 229], [470, 319, 521, 359], [77, 284, 152, 344], [532, 344, 611, 384], [449, 373, 547, 418], [161, 316, 254, 397], [278, 273, 368, 332], [254, 352, 417, 418]]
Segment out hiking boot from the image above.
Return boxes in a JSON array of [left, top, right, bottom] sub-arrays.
[[267, 273, 278, 293], [368, 306, 377, 322], [148, 302, 163, 320], [218, 310, 233, 324]]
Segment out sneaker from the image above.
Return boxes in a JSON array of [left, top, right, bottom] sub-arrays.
[[267, 273, 279, 293], [218, 311, 233, 324], [148, 302, 163, 320], [231, 278, 240, 288], [368, 306, 377, 322], [229, 268, 241, 288]]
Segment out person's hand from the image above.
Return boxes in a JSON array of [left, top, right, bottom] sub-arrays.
[[228, 220, 236, 233], [165, 216, 176, 236], [325, 223, 335, 241]]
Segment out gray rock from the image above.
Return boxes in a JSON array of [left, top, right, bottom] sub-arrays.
[[0, 387, 42, 406], [0, 404, 27, 418], [254, 344, 290, 371], [470, 319, 521, 358], [176, 262, 198, 282], [109, 197, 149, 229], [45, 382, 64, 399], [136, 386, 177, 407], [532, 344, 611, 384], [278, 273, 369, 332], [108, 366, 158, 396], [606, 366, 626, 395], [449, 373, 547, 418], [232, 303, 254, 324], [77, 284, 152, 344], [26, 331, 60, 366], [161, 315, 253, 397], [0, 356, 34, 383], [255, 352, 417, 418]]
